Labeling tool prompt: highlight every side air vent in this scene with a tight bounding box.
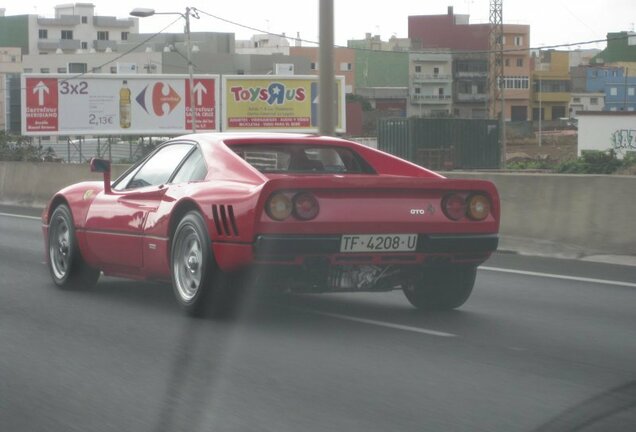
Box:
[212,204,239,237]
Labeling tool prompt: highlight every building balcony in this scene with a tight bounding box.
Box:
[455,71,488,78]
[456,93,488,102]
[93,40,118,51]
[411,94,452,104]
[93,16,135,28]
[532,92,571,103]
[37,15,81,26]
[37,39,81,51]
[411,73,451,82]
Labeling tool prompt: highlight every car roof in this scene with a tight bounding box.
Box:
[179,132,357,148]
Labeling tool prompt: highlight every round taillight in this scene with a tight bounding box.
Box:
[467,194,491,221]
[442,193,467,221]
[293,192,319,220]
[266,193,292,221]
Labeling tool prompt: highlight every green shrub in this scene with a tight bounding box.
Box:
[556,150,623,174]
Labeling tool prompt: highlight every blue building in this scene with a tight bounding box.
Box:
[585,66,624,93]
[604,76,636,112]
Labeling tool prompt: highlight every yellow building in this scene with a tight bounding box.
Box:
[532,50,571,120]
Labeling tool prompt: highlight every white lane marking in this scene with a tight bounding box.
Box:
[296,309,457,338]
[0,212,40,221]
[480,266,636,288]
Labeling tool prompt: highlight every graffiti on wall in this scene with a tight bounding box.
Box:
[610,129,636,155]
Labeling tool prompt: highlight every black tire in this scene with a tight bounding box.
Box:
[47,204,100,290]
[402,266,477,311]
[170,211,241,318]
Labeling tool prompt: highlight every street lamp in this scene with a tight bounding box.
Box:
[130,7,199,133]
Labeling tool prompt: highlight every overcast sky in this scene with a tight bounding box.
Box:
[5,0,635,51]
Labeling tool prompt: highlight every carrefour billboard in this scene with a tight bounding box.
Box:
[222,75,346,133]
[21,74,219,136]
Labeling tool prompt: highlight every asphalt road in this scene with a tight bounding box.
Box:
[2,206,636,432]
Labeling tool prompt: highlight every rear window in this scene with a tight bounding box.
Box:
[232,144,375,174]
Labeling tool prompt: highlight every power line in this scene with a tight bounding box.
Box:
[194,6,628,56]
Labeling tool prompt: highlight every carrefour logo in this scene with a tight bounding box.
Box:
[136,83,181,116]
[230,82,306,105]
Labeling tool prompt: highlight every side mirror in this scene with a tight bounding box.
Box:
[90,158,112,194]
[90,158,111,173]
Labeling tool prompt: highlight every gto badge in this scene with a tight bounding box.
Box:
[410,204,436,215]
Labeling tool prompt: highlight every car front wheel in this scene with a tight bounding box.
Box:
[47,204,100,290]
[402,266,477,311]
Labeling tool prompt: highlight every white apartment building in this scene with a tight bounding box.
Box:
[407,52,453,117]
[0,3,139,55]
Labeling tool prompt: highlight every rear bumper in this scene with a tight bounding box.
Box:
[254,233,498,256]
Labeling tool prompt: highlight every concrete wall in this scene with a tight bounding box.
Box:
[0,162,129,206]
[0,161,634,256]
[578,112,636,158]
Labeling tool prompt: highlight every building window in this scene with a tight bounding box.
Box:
[516,58,523,67]
[68,62,87,73]
[110,66,117,73]
[23,68,33,73]
[629,87,635,96]
[11,56,16,62]
[310,62,318,70]
[590,97,598,105]
[339,62,352,71]
[502,76,529,89]
[81,16,88,24]
[504,58,510,67]
[610,87,618,96]
[97,31,109,41]
[572,97,581,103]
[414,87,421,94]
[433,67,440,75]
[81,42,88,49]
[40,68,50,73]
[57,67,67,73]
[514,36,523,46]
[61,30,73,40]
[415,65,421,73]
[121,31,129,41]
[38,29,48,39]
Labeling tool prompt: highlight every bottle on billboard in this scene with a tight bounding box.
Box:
[119,80,131,129]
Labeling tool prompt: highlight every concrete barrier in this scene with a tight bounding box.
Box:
[0,162,634,257]
[0,161,129,207]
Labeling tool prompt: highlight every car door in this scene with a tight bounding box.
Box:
[83,143,193,271]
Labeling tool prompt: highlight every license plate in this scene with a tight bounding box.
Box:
[340,234,418,253]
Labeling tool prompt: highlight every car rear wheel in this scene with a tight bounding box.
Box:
[402,266,476,311]
[47,204,100,290]
[171,211,239,317]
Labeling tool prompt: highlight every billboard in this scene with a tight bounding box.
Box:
[222,75,346,133]
[21,74,219,136]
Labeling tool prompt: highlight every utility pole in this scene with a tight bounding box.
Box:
[489,0,505,166]
[319,0,335,136]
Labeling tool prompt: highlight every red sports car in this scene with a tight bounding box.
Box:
[42,133,499,316]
